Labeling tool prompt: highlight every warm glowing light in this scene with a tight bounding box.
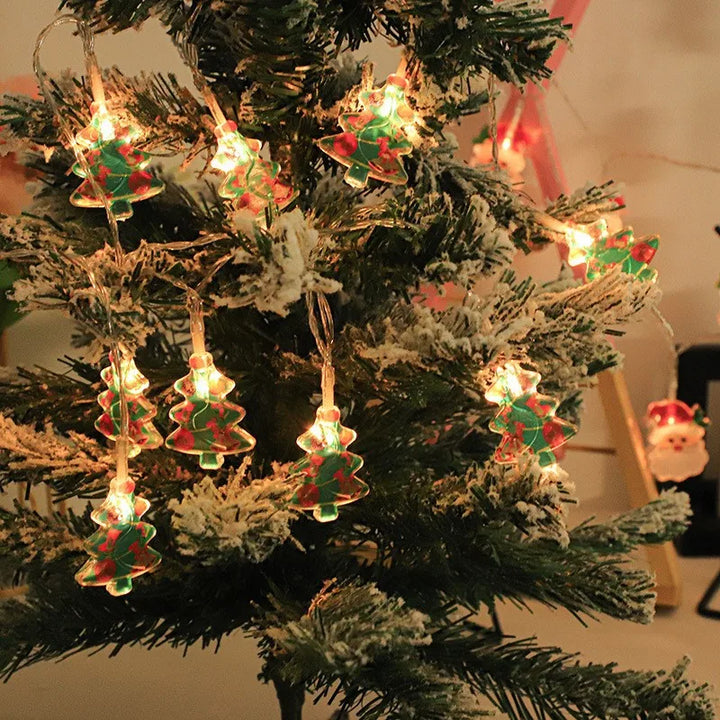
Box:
[166,351,255,469]
[501,136,512,151]
[209,120,294,218]
[95,352,162,458]
[194,375,210,399]
[75,475,161,596]
[210,127,253,172]
[98,115,116,141]
[70,102,165,220]
[504,364,524,397]
[484,361,577,467]
[484,360,536,404]
[310,421,325,442]
[565,226,595,267]
[318,73,415,188]
[289,405,367,522]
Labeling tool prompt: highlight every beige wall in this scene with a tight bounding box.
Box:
[0,1,719,718]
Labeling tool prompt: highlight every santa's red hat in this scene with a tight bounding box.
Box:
[646,399,698,428]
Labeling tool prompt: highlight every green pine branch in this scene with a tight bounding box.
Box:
[431,620,714,720]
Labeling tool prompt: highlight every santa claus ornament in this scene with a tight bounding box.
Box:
[645,399,710,482]
[470,122,532,183]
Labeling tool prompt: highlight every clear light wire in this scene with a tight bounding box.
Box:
[33,14,131,468]
[306,291,335,408]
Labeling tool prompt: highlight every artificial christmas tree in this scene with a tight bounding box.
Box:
[0,1,714,719]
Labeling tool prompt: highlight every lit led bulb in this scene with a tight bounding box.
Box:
[317,73,415,188]
[565,226,597,267]
[484,360,576,467]
[166,351,255,469]
[97,109,117,142]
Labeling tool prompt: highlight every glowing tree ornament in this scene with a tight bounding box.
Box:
[318,73,415,188]
[166,300,255,469]
[211,119,294,218]
[95,350,163,457]
[289,292,368,522]
[484,361,577,467]
[290,405,368,522]
[78,351,161,596]
[75,472,161,596]
[645,399,710,482]
[70,101,165,220]
[584,226,659,282]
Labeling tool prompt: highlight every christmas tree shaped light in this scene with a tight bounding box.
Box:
[485,361,577,467]
[289,404,368,522]
[70,101,165,220]
[95,350,163,457]
[166,301,255,469]
[318,73,415,188]
[211,120,294,218]
[75,471,161,596]
[290,292,368,521]
[584,226,659,281]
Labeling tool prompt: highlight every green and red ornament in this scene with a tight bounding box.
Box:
[485,361,576,467]
[289,405,368,522]
[584,225,659,282]
[318,73,416,188]
[211,120,294,218]
[75,474,161,596]
[165,351,256,469]
[95,351,163,457]
[70,102,165,220]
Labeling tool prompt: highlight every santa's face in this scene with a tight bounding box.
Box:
[653,429,701,452]
[647,437,709,482]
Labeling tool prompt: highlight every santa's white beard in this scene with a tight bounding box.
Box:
[647,443,709,482]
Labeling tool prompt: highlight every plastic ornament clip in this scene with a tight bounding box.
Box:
[95,349,163,457]
[75,472,161,596]
[584,225,659,282]
[289,404,368,522]
[166,298,255,469]
[318,73,416,189]
[210,119,294,220]
[70,101,165,220]
[484,360,577,467]
[289,291,368,521]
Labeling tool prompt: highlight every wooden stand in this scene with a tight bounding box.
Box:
[598,370,682,607]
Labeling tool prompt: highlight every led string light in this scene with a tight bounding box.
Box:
[318,57,417,189]
[484,360,577,470]
[165,293,256,469]
[34,15,162,595]
[288,291,368,522]
[177,34,294,224]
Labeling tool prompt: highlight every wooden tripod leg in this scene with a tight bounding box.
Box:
[597,369,682,607]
